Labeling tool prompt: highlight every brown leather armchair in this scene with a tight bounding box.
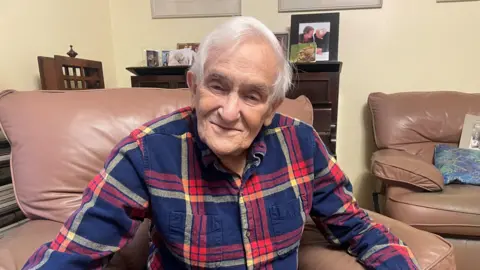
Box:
[0,88,454,269]
[368,91,480,270]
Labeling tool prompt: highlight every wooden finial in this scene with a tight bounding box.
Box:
[67,45,78,58]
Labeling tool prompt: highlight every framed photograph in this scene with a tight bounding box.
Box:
[168,48,196,66]
[279,0,382,12]
[177,43,200,53]
[145,50,160,67]
[161,50,170,66]
[274,33,289,59]
[151,0,241,19]
[289,13,339,62]
[459,114,480,150]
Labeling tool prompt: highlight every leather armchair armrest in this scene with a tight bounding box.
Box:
[371,149,444,192]
[299,211,455,270]
[0,220,63,270]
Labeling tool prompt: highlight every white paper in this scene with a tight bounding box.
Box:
[459,114,480,150]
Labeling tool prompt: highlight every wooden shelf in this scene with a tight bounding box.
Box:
[126,62,342,76]
[126,66,190,76]
[63,75,101,81]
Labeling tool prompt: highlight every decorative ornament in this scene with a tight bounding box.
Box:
[67,45,78,58]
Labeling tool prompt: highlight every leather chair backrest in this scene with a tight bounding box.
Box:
[0,88,313,222]
[368,91,480,161]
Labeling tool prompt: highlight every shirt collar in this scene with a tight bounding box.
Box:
[191,111,268,168]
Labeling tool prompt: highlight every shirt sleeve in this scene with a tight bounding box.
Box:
[22,133,150,270]
[309,131,420,270]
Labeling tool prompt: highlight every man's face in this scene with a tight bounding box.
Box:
[317,29,327,38]
[305,30,314,39]
[188,40,280,158]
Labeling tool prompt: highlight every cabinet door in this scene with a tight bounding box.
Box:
[137,81,171,88]
[173,81,188,89]
[287,71,339,155]
[288,73,331,104]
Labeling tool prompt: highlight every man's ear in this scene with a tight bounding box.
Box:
[264,99,283,126]
[187,71,197,108]
[187,71,196,96]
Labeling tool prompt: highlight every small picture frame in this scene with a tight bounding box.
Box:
[459,114,480,150]
[274,33,289,59]
[145,50,160,67]
[289,13,340,62]
[161,50,170,66]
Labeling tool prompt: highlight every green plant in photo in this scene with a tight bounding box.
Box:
[289,42,316,63]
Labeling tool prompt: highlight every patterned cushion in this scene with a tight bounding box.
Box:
[434,144,480,185]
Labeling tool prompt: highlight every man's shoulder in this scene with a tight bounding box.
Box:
[265,113,316,140]
[130,106,194,140]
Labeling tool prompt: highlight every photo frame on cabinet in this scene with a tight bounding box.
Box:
[274,33,289,59]
[289,13,339,62]
[145,50,160,67]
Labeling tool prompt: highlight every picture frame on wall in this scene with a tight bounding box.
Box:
[279,0,382,12]
[289,13,340,63]
[151,0,241,19]
[274,33,289,59]
[437,0,479,2]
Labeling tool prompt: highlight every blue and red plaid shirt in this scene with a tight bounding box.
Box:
[24,107,419,270]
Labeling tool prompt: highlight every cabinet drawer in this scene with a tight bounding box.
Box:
[313,108,332,133]
[137,81,171,88]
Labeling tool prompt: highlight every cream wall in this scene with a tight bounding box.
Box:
[0,0,116,90]
[111,0,479,208]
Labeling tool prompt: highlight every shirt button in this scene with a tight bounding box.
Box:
[245,231,250,237]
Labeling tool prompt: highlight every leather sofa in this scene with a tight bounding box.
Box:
[0,88,454,269]
[368,91,480,270]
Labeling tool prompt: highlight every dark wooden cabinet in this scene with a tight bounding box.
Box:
[128,66,189,89]
[38,55,105,90]
[127,62,342,155]
[287,63,341,155]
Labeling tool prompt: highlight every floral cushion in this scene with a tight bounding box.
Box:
[434,144,480,185]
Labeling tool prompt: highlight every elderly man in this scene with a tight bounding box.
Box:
[23,17,419,270]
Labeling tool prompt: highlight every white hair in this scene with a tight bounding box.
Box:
[189,16,292,103]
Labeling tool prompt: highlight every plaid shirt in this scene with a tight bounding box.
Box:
[24,107,419,270]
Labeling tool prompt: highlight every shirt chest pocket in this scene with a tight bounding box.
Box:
[169,212,223,268]
[269,197,305,258]
[269,197,305,236]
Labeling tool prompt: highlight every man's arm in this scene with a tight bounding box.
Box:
[23,133,150,269]
[309,132,419,270]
